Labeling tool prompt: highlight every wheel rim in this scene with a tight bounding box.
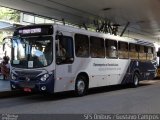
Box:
[134,74,139,86]
[77,80,85,94]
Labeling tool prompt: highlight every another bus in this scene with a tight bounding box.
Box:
[10,24,157,96]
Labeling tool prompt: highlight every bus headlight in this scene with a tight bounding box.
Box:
[11,73,16,80]
[40,74,49,82]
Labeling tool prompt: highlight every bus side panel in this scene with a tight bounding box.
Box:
[121,60,156,84]
[139,61,156,80]
[87,58,119,88]
[116,59,131,85]
[54,64,75,93]
[54,58,91,93]
[87,59,131,88]
[121,60,139,84]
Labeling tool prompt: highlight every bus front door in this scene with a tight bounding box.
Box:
[54,33,74,92]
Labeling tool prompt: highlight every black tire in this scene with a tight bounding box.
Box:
[75,76,88,97]
[131,72,139,87]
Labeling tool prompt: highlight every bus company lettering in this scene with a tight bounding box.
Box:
[93,63,118,67]
[93,63,120,71]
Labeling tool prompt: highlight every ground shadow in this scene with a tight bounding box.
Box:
[23,81,154,101]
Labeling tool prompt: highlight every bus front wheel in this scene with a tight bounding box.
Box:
[75,76,88,97]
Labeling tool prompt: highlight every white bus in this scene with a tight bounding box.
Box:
[10,24,157,96]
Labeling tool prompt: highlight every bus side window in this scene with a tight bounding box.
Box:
[90,36,105,58]
[118,41,128,59]
[129,43,138,59]
[56,36,74,64]
[75,34,89,57]
[138,45,146,60]
[147,46,153,60]
[105,39,117,58]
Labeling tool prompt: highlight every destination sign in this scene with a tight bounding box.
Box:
[14,25,53,36]
[18,28,42,34]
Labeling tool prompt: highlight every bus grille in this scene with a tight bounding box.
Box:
[19,82,36,88]
[16,71,41,81]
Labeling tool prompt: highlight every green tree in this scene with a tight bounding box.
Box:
[0,7,20,22]
[0,7,20,43]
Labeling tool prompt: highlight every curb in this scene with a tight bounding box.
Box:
[140,79,160,84]
[0,90,26,98]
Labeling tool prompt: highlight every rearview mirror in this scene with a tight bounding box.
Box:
[157,51,160,57]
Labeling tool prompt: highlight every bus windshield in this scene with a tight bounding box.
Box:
[11,36,53,68]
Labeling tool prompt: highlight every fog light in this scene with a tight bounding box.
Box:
[11,84,16,89]
[41,86,46,91]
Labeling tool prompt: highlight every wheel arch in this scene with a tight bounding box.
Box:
[133,69,140,76]
[75,72,89,88]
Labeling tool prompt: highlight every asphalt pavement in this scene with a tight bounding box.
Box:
[0,79,160,114]
[0,76,159,99]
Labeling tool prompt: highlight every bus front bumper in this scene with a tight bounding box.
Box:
[10,79,54,93]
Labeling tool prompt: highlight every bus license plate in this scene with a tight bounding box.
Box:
[24,88,32,92]
[20,82,35,88]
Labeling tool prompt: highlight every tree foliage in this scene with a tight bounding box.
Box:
[0,7,20,22]
[0,7,20,43]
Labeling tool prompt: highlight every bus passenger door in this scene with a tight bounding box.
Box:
[54,32,74,92]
